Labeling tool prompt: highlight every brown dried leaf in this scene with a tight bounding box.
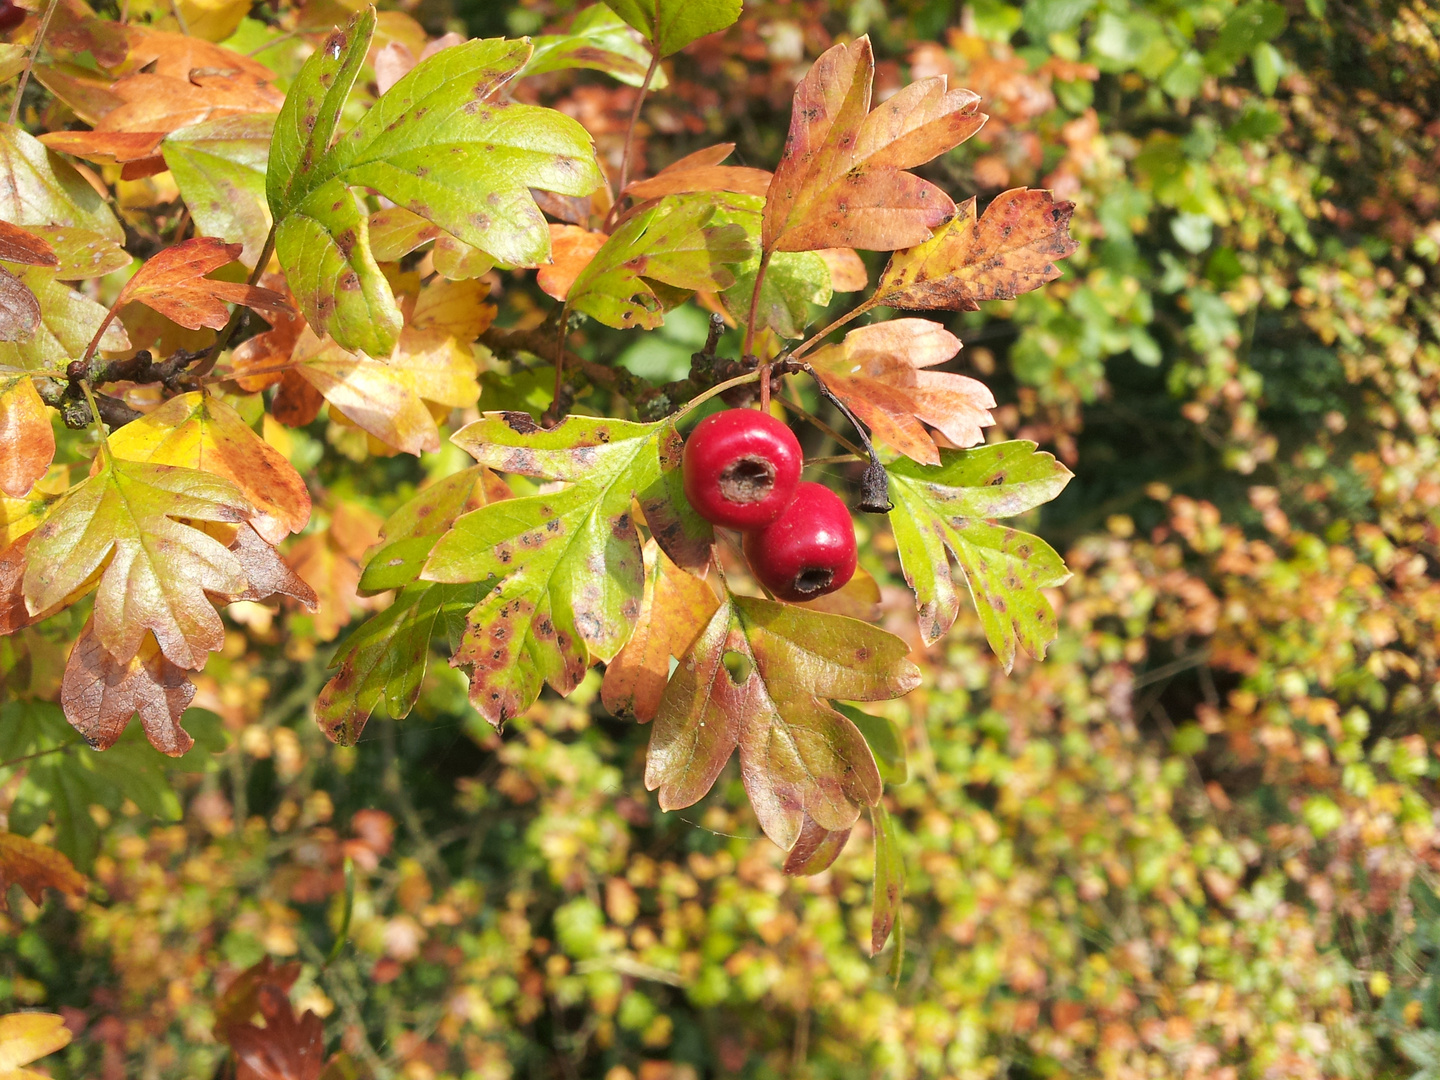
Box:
[782,814,851,876]
[112,237,291,331]
[762,37,986,253]
[224,522,317,609]
[0,832,86,911]
[60,620,198,756]
[0,269,41,343]
[228,985,327,1080]
[601,539,718,723]
[0,221,58,267]
[875,188,1079,311]
[808,319,995,465]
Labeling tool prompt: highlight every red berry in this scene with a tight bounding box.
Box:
[682,409,802,530]
[743,482,857,601]
[0,1,25,30]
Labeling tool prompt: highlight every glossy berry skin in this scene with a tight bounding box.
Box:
[743,482,857,601]
[682,409,802,530]
[0,1,25,30]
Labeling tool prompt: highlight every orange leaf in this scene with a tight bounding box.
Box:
[113,237,291,331]
[875,188,1079,311]
[624,143,772,201]
[601,539,719,723]
[38,129,167,165]
[0,833,86,911]
[0,376,55,498]
[93,71,284,135]
[61,620,198,755]
[815,246,867,292]
[537,224,609,301]
[0,221,58,267]
[808,319,994,465]
[762,36,986,254]
[229,277,304,392]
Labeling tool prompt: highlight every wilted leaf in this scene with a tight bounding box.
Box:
[537,224,608,301]
[225,522,318,608]
[60,621,198,756]
[0,270,40,344]
[163,114,275,267]
[110,237,290,331]
[601,539,718,722]
[808,318,995,464]
[0,377,55,498]
[886,441,1073,662]
[0,833,86,910]
[526,5,667,88]
[762,37,985,253]
[268,14,601,354]
[645,590,920,849]
[875,188,1079,311]
[602,0,742,57]
[568,194,749,328]
[623,143,770,201]
[422,414,708,726]
[23,452,253,669]
[782,814,852,876]
[0,1012,73,1077]
[107,391,311,544]
[870,801,904,956]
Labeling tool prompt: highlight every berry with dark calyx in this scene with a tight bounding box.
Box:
[743,481,857,602]
[682,409,802,530]
[0,1,25,29]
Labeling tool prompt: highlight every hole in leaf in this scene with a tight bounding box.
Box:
[722,650,752,684]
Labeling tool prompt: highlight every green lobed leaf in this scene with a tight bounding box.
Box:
[267,17,602,354]
[602,0,743,57]
[887,441,1073,665]
[315,581,485,745]
[568,194,750,329]
[420,414,709,727]
[164,113,275,268]
[645,590,920,850]
[838,703,908,785]
[358,465,488,595]
[712,193,831,338]
[525,6,669,88]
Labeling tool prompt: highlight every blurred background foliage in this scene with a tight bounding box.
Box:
[3,0,1440,1076]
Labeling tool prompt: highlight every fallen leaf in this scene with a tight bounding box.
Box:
[874,188,1079,310]
[808,319,995,464]
[762,37,986,253]
[623,143,771,201]
[537,224,609,301]
[23,452,253,669]
[110,237,291,331]
[60,620,198,755]
[106,390,311,543]
[0,833,86,910]
[646,590,920,849]
[0,377,55,498]
[601,539,718,722]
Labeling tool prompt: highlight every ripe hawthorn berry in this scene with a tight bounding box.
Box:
[743,481,857,601]
[681,409,802,530]
[0,1,25,30]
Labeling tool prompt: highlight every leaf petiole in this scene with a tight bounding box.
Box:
[670,369,763,423]
[194,223,278,378]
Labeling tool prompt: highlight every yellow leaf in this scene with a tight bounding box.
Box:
[0,1013,72,1075]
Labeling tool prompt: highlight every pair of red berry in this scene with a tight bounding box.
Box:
[682,410,857,602]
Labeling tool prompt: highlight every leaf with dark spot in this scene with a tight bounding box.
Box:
[60,620,199,756]
[886,441,1072,662]
[646,587,919,851]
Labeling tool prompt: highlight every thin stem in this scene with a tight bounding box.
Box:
[78,379,107,442]
[246,29,299,57]
[774,395,867,459]
[607,50,661,230]
[550,304,569,411]
[8,0,58,127]
[803,452,866,466]
[671,369,763,423]
[789,295,879,364]
[194,224,277,378]
[82,305,123,366]
[743,249,773,408]
[0,743,71,771]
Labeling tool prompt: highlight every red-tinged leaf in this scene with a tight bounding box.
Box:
[624,143,772,201]
[0,221,58,267]
[875,188,1079,311]
[227,984,327,1080]
[214,957,301,1042]
[229,281,304,392]
[601,539,718,722]
[0,832,87,911]
[60,620,198,756]
[762,37,986,254]
[646,590,920,850]
[90,72,284,136]
[816,246,867,291]
[38,129,167,166]
[111,237,291,332]
[537,224,608,300]
[224,522,317,609]
[22,453,253,669]
[0,534,34,635]
[0,376,55,498]
[106,391,311,543]
[870,801,905,958]
[782,814,852,876]
[808,319,994,465]
[0,269,40,343]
